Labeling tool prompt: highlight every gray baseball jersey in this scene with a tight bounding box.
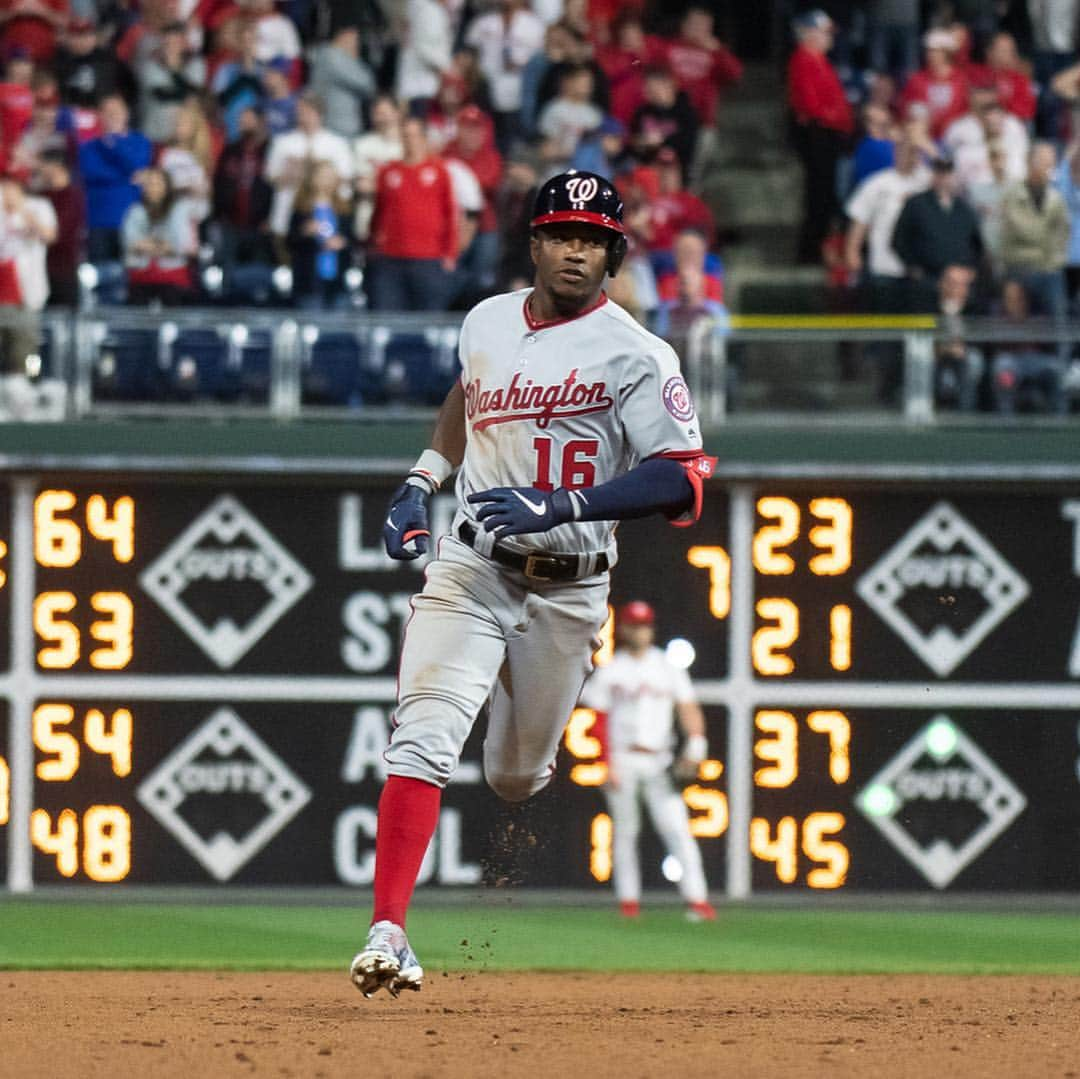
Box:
[454,288,705,559]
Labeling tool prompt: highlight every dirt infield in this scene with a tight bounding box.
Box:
[2,972,1077,1078]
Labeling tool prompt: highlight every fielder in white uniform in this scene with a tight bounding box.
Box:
[579,600,715,921]
[351,169,716,999]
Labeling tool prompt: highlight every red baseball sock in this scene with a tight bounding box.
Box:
[371,775,442,928]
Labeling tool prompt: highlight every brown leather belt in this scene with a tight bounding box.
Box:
[457,520,609,581]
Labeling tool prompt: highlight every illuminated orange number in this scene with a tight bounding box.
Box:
[86,495,135,562]
[750,816,798,883]
[683,786,728,838]
[753,497,799,574]
[34,592,79,669]
[0,538,7,590]
[33,703,80,781]
[31,808,79,877]
[590,813,613,882]
[34,490,81,567]
[89,592,133,670]
[0,756,9,825]
[688,546,731,618]
[829,604,852,671]
[754,710,798,787]
[807,711,851,784]
[752,598,798,675]
[803,812,848,889]
[808,498,853,575]
[565,707,608,787]
[84,709,133,777]
[83,805,132,882]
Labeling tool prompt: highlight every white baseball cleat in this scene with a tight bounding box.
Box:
[350,920,424,998]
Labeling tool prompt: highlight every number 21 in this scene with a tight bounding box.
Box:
[533,437,598,491]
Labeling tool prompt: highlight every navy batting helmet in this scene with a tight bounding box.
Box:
[530,170,627,276]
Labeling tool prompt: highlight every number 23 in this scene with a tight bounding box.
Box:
[533,437,598,491]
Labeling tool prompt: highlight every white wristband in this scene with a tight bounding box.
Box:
[683,734,708,762]
[408,449,454,493]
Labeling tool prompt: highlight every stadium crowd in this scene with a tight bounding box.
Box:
[0,0,737,333]
[791,5,1080,411]
[0,0,1078,411]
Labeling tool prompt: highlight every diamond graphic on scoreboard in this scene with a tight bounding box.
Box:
[855,501,1029,676]
[136,707,311,881]
[855,716,1026,888]
[139,494,313,668]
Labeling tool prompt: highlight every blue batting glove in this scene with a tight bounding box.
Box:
[467,486,575,538]
[384,482,431,559]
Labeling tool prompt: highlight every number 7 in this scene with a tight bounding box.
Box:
[533,437,599,491]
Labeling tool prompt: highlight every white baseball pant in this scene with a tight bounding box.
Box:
[386,535,609,800]
[605,750,708,904]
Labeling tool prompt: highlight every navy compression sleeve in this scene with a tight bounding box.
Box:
[559,456,694,522]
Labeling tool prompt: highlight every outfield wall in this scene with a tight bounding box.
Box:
[1,420,1078,898]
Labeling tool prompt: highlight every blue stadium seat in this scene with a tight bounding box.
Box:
[379,328,461,405]
[302,330,364,406]
[231,328,272,402]
[164,327,228,399]
[93,326,161,400]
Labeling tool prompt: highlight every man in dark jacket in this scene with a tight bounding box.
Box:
[211,106,274,269]
[54,17,129,109]
[892,155,983,307]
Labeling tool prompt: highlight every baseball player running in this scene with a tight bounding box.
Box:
[350,169,716,998]
[579,600,715,921]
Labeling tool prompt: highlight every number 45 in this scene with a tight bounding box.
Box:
[532,438,598,492]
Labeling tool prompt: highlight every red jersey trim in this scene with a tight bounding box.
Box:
[523,290,608,331]
[650,450,717,528]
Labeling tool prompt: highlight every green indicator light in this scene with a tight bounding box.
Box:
[925,718,959,761]
[860,784,897,817]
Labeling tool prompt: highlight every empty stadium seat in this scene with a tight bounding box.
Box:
[376,327,460,405]
[164,326,228,400]
[231,328,273,402]
[92,326,161,401]
[301,330,364,406]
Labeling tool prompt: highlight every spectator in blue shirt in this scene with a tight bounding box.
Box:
[850,103,896,191]
[77,94,153,262]
[262,61,298,136]
[287,160,353,309]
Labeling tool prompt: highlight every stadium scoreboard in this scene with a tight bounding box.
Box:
[2,475,1079,894]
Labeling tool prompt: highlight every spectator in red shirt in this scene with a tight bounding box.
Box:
[787,9,853,263]
[646,146,715,255]
[899,29,970,139]
[968,33,1036,124]
[0,0,68,64]
[656,227,723,304]
[367,116,458,311]
[445,103,503,292]
[659,6,742,131]
[0,54,34,174]
[595,12,665,129]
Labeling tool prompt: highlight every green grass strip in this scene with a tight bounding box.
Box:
[0,903,1078,974]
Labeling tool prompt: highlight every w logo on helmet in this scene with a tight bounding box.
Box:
[565,175,599,207]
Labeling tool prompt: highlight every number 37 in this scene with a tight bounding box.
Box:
[532,437,598,492]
